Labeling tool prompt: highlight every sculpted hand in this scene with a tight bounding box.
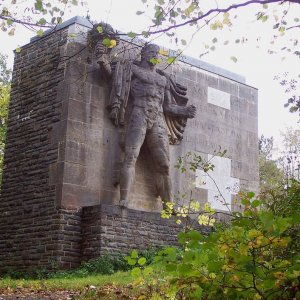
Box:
[95,42,107,59]
[110,107,119,126]
[185,105,196,118]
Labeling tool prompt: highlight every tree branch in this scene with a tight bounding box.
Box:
[286,24,300,30]
[0,15,53,29]
[143,0,300,36]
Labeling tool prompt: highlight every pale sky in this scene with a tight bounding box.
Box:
[1,0,299,147]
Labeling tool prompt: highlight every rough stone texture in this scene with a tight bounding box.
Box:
[0,26,83,271]
[81,204,185,260]
[0,16,258,271]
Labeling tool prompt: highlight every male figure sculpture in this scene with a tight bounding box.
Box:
[92,26,196,207]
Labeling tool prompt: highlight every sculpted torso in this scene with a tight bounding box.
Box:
[130,64,167,115]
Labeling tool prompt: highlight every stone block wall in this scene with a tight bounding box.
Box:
[0,21,85,271]
[81,204,184,260]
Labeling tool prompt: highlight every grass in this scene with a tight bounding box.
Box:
[0,271,132,291]
[0,250,161,298]
[0,271,145,299]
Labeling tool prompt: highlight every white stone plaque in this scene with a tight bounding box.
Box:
[195,155,239,211]
[208,87,231,110]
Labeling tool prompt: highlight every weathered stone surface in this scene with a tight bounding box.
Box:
[0,16,258,271]
[81,204,210,260]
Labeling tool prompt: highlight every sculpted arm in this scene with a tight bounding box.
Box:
[95,42,112,79]
[163,82,196,119]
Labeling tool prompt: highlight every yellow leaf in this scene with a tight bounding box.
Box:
[198,214,209,225]
[8,28,15,36]
[208,218,216,226]
[108,39,117,48]
[159,49,169,56]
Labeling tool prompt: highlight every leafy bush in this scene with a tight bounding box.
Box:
[129,194,300,299]
[127,153,300,299]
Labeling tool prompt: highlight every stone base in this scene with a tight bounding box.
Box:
[81,204,183,261]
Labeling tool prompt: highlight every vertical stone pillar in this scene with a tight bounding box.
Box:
[0,17,93,271]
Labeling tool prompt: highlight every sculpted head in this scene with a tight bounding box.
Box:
[141,44,160,66]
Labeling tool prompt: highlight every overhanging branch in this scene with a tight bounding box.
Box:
[144,0,300,36]
[0,15,53,29]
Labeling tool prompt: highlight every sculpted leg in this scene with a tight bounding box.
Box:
[120,142,141,207]
[120,111,146,207]
[146,121,171,207]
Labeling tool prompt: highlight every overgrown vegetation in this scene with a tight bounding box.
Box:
[0,249,158,280]
[2,153,300,299]
[113,154,299,300]
[0,54,10,184]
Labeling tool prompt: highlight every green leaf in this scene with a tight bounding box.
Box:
[138,257,147,266]
[167,56,176,64]
[143,266,153,276]
[127,32,137,38]
[34,0,43,11]
[247,191,255,199]
[15,47,21,53]
[96,26,103,33]
[131,250,138,259]
[230,56,237,63]
[127,258,137,266]
[149,58,161,65]
[102,38,111,47]
[210,20,223,30]
[187,230,202,241]
[263,279,275,289]
[259,211,274,228]
[183,251,194,262]
[164,247,177,258]
[37,29,44,37]
[178,232,187,244]
[263,4,268,9]
[6,19,13,26]
[131,267,141,278]
[192,287,203,298]
[166,264,177,272]
[178,263,192,275]
[157,0,165,4]
[38,18,46,25]
[72,0,78,5]
[294,18,300,22]
[251,200,261,208]
[275,217,291,233]
[141,31,149,37]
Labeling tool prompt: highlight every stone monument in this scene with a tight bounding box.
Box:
[91,23,196,208]
[0,17,258,271]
